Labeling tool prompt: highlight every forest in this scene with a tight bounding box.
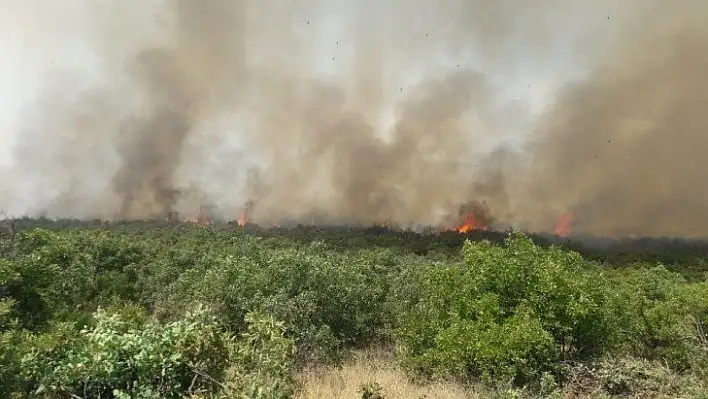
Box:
[1,217,707,398]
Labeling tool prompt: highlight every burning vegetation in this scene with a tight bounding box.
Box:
[451,202,492,233]
[185,205,212,226]
[554,212,573,238]
[183,198,577,239]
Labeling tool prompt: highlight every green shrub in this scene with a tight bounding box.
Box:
[0,298,25,396]
[18,306,296,398]
[162,240,397,364]
[604,266,708,371]
[224,312,297,398]
[2,220,707,396]
[396,233,615,383]
[21,305,230,397]
[359,381,385,399]
[1,229,143,330]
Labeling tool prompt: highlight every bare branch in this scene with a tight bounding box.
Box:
[187,364,229,391]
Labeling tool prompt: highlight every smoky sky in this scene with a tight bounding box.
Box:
[1,0,707,237]
[515,1,708,237]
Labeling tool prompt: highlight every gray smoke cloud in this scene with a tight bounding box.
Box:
[513,1,708,237]
[1,0,706,237]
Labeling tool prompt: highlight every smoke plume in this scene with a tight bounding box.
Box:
[1,0,707,237]
[515,1,708,237]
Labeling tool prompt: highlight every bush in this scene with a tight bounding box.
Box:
[2,229,144,330]
[21,305,228,397]
[604,266,708,370]
[162,239,398,364]
[224,312,297,398]
[0,298,25,396]
[396,233,618,384]
[19,306,296,398]
[564,357,708,397]
[2,220,707,396]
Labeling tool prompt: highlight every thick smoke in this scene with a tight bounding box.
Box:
[1,1,707,237]
[514,2,708,237]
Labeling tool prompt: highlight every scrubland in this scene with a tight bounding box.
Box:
[1,219,706,398]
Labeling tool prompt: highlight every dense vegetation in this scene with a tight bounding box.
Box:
[1,218,707,398]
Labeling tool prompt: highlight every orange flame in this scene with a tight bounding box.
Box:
[237,200,254,227]
[186,205,212,226]
[237,211,248,227]
[554,212,573,237]
[454,212,488,233]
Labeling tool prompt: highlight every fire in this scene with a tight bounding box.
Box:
[237,211,247,227]
[237,200,253,227]
[444,202,492,233]
[455,212,488,233]
[174,201,582,237]
[186,205,212,226]
[554,212,573,237]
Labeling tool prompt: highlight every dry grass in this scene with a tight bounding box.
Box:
[295,348,476,399]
